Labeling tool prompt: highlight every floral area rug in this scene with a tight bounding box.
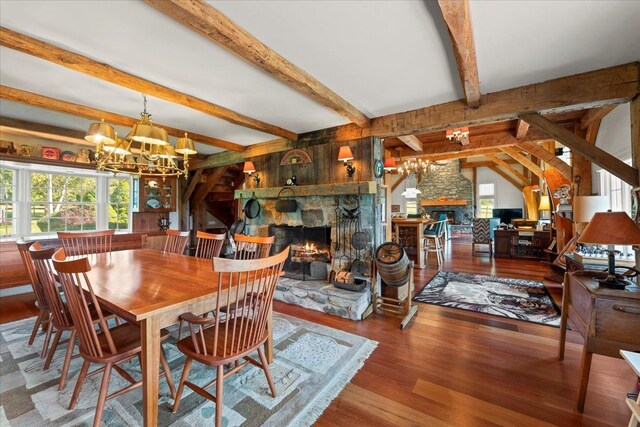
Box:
[413,271,561,327]
[0,313,377,426]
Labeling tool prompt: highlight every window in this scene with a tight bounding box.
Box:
[0,167,17,238]
[478,182,495,218]
[108,177,131,231]
[30,172,97,233]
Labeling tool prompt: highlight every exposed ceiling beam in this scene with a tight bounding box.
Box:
[0,85,245,152]
[397,148,509,162]
[191,167,228,208]
[0,116,89,145]
[516,141,572,180]
[0,26,297,141]
[437,0,481,108]
[499,146,545,179]
[182,169,203,202]
[515,119,530,139]
[397,135,423,152]
[323,61,640,142]
[521,112,638,186]
[485,154,531,186]
[579,105,617,129]
[632,97,640,177]
[460,160,495,168]
[391,174,407,192]
[487,164,524,191]
[144,0,370,128]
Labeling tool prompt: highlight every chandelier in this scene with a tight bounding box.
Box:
[446,127,470,145]
[84,95,197,179]
[397,158,434,181]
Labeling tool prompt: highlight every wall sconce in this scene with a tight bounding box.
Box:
[337,146,356,178]
[383,157,397,173]
[243,161,260,185]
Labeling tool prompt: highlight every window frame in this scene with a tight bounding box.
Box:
[477,182,496,218]
[0,166,18,238]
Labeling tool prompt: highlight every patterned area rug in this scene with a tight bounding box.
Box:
[0,313,377,426]
[413,271,561,327]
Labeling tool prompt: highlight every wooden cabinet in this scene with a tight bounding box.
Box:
[494,229,551,259]
[139,177,176,213]
[559,272,640,412]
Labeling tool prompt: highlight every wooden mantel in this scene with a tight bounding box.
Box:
[421,199,467,206]
[235,181,377,199]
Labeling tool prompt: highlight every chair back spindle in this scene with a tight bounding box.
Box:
[194,231,225,259]
[233,234,274,260]
[29,244,74,329]
[58,229,115,256]
[17,241,49,310]
[163,229,190,254]
[52,248,116,359]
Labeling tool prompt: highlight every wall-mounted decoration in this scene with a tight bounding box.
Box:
[61,150,77,162]
[0,140,17,155]
[76,149,91,163]
[280,149,312,166]
[286,175,297,186]
[391,204,401,213]
[374,159,384,178]
[18,144,31,156]
[41,146,60,160]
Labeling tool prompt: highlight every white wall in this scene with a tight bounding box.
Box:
[476,167,524,216]
[591,103,632,194]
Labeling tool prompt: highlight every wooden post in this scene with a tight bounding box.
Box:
[631,97,640,186]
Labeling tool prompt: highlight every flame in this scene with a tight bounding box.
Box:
[304,242,316,252]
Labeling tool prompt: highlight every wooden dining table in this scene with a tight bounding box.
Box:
[82,248,274,426]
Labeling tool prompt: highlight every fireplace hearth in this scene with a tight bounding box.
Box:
[269,225,331,281]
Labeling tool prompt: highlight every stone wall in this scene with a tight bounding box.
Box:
[417,160,474,225]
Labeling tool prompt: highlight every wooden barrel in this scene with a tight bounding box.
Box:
[374,242,410,287]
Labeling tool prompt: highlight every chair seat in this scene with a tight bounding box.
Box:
[177,317,267,366]
[90,323,172,362]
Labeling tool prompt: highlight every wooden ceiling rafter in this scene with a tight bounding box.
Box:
[398,147,510,163]
[182,169,204,202]
[191,167,229,208]
[516,141,572,180]
[514,119,530,139]
[521,112,639,186]
[579,105,617,130]
[437,0,481,108]
[397,135,423,152]
[0,26,297,141]
[0,85,245,152]
[390,174,407,192]
[144,0,370,128]
[485,154,531,186]
[499,146,545,179]
[487,164,525,191]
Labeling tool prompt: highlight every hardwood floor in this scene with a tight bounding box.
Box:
[1,235,633,426]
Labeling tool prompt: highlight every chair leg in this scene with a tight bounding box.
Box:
[28,310,45,345]
[258,347,277,398]
[69,359,90,409]
[58,329,76,390]
[172,357,192,413]
[41,320,54,358]
[93,363,112,427]
[160,344,176,399]
[44,329,62,369]
[216,365,224,427]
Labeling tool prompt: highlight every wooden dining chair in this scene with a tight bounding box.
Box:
[194,231,226,259]
[233,234,274,260]
[423,220,447,268]
[172,247,289,427]
[163,229,190,254]
[16,241,51,354]
[51,248,176,427]
[58,229,115,256]
[29,243,78,389]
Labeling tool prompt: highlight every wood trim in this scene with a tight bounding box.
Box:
[485,154,531,186]
[632,97,640,184]
[0,27,297,141]
[397,135,423,152]
[144,0,369,128]
[579,105,616,129]
[515,119,530,139]
[417,148,510,162]
[0,153,96,170]
[420,199,467,206]
[235,181,377,199]
[499,146,545,179]
[487,164,524,191]
[1,116,87,141]
[438,0,481,108]
[517,141,572,180]
[521,112,639,186]
[0,85,245,152]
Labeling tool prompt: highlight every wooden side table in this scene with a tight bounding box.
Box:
[558,271,640,413]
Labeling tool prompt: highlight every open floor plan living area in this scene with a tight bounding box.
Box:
[1,1,639,426]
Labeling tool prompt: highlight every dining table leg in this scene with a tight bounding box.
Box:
[141,317,160,427]
[265,305,274,364]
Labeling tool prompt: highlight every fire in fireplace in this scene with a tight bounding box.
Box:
[269,225,331,281]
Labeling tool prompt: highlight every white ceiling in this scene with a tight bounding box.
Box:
[1,0,639,152]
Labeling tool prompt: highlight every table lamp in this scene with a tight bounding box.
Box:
[577,211,640,289]
[573,196,609,234]
[539,195,551,220]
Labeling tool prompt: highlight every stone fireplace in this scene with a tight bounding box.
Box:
[418,159,474,225]
[269,225,331,281]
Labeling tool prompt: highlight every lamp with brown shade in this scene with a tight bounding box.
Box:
[577,211,640,289]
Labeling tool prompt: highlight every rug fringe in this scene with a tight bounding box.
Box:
[287,339,378,427]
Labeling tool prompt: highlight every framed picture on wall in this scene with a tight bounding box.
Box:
[632,187,640,227]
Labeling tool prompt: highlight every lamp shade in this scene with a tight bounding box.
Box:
[383,157,397,171]
[243,161,256,174]
[337,146,354,162]
[531,185,541,192]
[573,196,609,223]
[538,195,551,211]
[85,120,116,145]
[176,133,197,155]
[577,211,640,245]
